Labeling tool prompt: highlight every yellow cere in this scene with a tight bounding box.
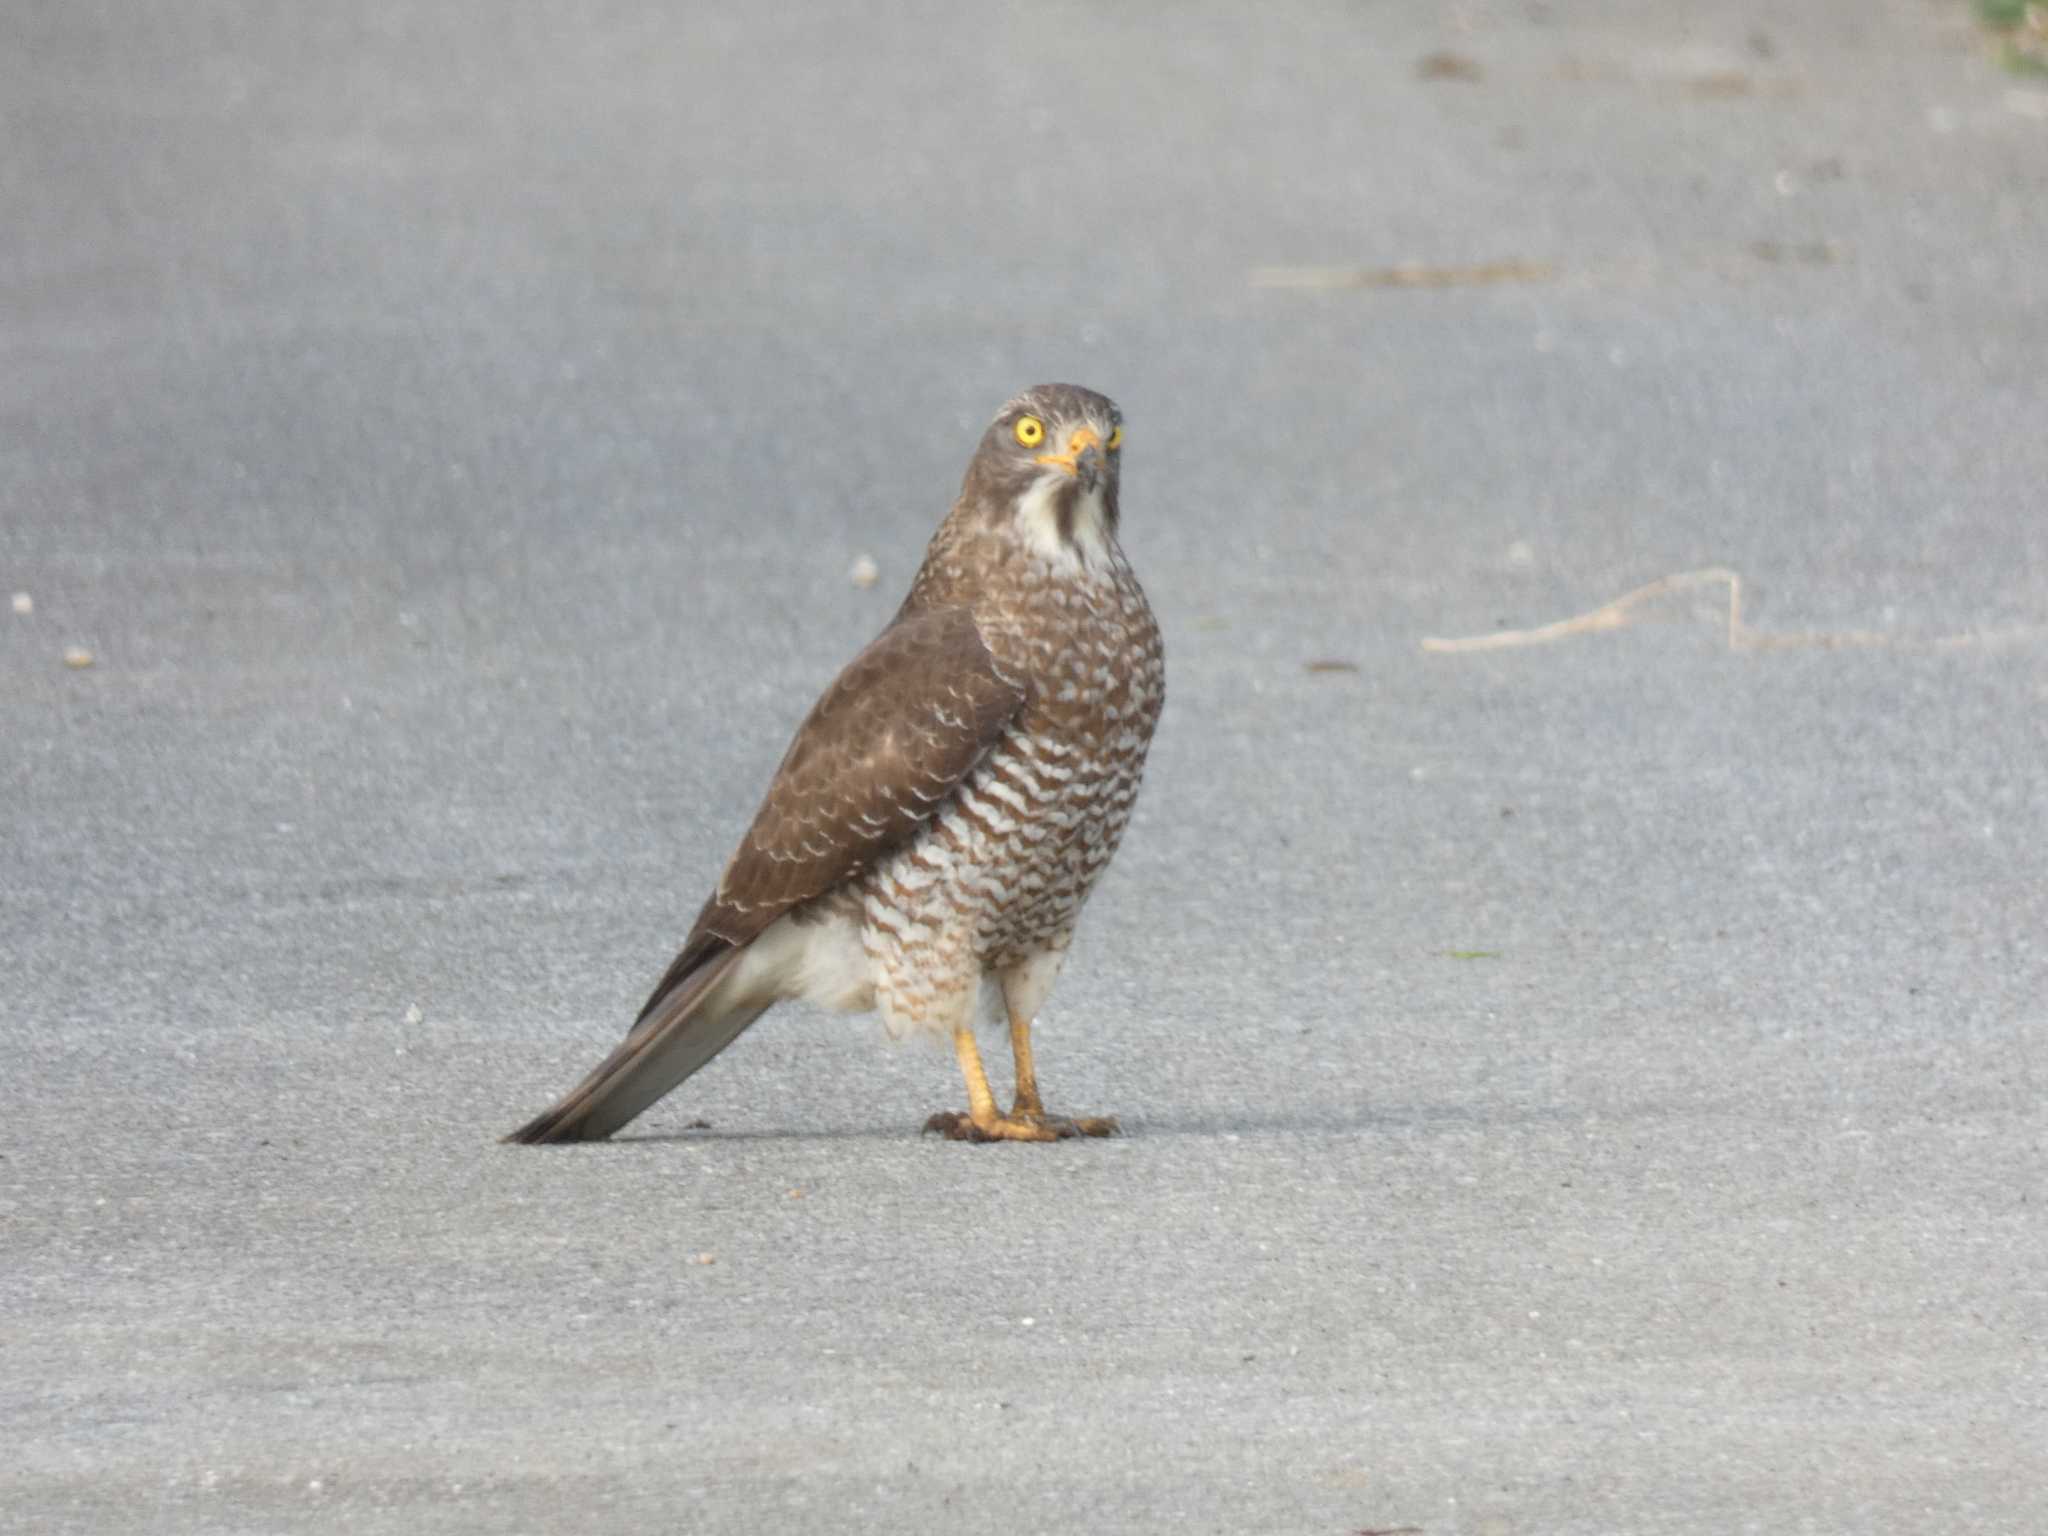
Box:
[1014,415,1045,448]
[1106,425,1123,450]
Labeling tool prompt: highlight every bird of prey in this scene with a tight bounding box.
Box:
[505,383,1164,1144]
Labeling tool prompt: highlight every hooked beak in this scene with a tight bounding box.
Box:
[1034,426,1105,491]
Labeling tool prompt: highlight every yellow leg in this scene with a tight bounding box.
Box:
[1000,1001,1118,1140]
[952,1021,1002,1126]
[922,1022,1059,1142]
[1009,1008,1046,1120]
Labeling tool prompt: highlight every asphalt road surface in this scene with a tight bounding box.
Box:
[5,3,2044,1532]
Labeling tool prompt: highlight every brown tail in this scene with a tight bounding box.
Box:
[503,945,763,1144]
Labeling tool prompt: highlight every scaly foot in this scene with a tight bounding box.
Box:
[921,1110,1119,1142]
[1012,1092,1119,1139]
[1027,1112,1120,1138]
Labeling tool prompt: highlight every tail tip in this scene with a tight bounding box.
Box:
[501,1109,595,1145]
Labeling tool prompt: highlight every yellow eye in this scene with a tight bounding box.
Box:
[1014,415,1045,448]
[1106,424,1124,450]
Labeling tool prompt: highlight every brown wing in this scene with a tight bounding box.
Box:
[632,605,1027,1024]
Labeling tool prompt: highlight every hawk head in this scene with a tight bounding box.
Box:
[961,383,1125,566]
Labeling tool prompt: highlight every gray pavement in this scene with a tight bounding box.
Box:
[4,2,2046,1532]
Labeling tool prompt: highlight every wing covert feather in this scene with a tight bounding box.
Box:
[691,604,1026,949]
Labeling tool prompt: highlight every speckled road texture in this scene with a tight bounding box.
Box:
[3,3,2044,1533]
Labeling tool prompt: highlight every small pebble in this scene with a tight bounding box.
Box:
[10,592,30,615]
[63,646,93,669]
[1415,50,1483,83]
[693,1253,716,1266]
[404,1004,423,1026]
[848,554,879,588]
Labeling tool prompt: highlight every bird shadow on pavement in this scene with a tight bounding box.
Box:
[613,1123,939,1145]
[600,1096,1607,1144]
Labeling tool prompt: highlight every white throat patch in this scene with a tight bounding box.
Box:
[1013,472,1111,573]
